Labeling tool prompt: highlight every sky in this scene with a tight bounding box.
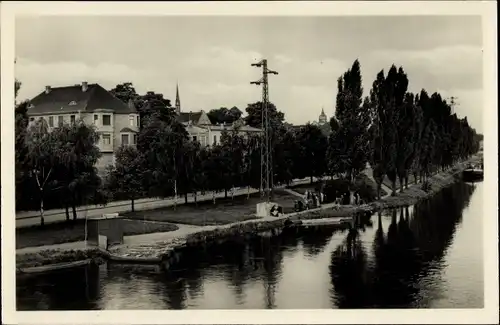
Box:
[15,15,483,132]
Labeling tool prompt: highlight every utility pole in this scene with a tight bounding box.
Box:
[251,59,278,203]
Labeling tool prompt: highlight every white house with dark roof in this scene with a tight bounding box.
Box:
[174,84,262,146]
[27,82,140,172]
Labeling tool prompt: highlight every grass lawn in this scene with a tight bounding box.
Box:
[16,219,179,249]
[123,189,298,226]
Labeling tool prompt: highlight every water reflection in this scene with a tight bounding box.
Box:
[329,181,478,308]
[17,181,481,310]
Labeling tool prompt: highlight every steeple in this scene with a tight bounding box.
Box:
[175,82,181,115]
[319,107,327,125]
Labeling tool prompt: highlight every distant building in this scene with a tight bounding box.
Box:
[295,108,332,136]
[318,107,328,125]
[174,84,262,146]
[27,82,140,172]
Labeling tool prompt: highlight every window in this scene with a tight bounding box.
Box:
[93,114,98,124]
[58,116,64,127]
[136,116,140,127]
[70,115,76,125]
[29,117,34,122]
[48,116,54,127]
[102,134,111,145]
[133,134,138,145]
[121,134,129,145]
[193,136,197,142]
[213,135,217,145]
[129,115,134,126]
[102,114,111,126]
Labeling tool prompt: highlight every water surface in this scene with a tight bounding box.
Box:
[17,181,483,310]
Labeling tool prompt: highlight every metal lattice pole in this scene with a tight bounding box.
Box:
[251,59,278,203]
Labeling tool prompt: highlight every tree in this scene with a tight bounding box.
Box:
[208,106,243,124]
[296,124,328,183]
[244,101,284,130]
[369,70,397,199]
[383,65,409,195]
[24,119,60,226]
[220,129,246,198]
[106,145,145,212]
[109,82,141,106]
[273,127,299,186]
[138,113,188,200]
[50,121,102,220]
[328,60,371,186]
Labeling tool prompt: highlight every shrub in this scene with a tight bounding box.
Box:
[421,180,432,192]
[322,178,351,203]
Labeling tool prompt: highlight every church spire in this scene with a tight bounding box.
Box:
[175,82,181,115]
[319,106,327,125]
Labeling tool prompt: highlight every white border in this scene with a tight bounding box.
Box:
[1,1,498,324]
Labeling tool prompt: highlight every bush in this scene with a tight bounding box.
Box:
[421,180,432,192]
[322,178,351,203]
[353,175,378,202]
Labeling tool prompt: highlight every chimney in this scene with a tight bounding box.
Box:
[82,81,88,92]
[45,86,51,94]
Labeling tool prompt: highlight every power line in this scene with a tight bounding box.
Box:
[251,59,278,203]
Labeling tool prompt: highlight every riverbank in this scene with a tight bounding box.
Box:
[16,155,480,272]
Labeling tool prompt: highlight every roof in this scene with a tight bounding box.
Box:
[28,83,134,115]
[177,112,203,124]
[204,124,262,132]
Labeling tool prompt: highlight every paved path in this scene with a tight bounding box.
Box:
[16,241,88,255]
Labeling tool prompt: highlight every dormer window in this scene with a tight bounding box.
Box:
[69,101,77,106]
[28,103,35,109]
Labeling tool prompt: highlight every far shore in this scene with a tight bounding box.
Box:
[16,154,481,273]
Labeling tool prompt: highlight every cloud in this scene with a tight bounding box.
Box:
[365,45,483,91]
[15,16,484,132]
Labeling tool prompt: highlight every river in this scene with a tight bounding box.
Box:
[17,181,483,310]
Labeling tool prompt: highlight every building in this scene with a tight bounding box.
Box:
[174,84,262,146]
[318,107,328,125]
[294,108,332,136]
[27,82,140,172]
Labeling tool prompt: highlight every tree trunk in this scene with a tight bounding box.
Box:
[405,176,408,189]
[391,180,397,196]
[310,175,313,184]
[39,195,45,227]
[247,185,250,199]
[225,188,228,199]
[376,183,381,200]
[184,192,188,204]
[65,201,70,222]
[72,199,77,221]
[131,198,135,212]
[399,176,404,193]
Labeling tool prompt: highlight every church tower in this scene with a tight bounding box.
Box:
[319,107,327,125]
[175,83,181,115]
